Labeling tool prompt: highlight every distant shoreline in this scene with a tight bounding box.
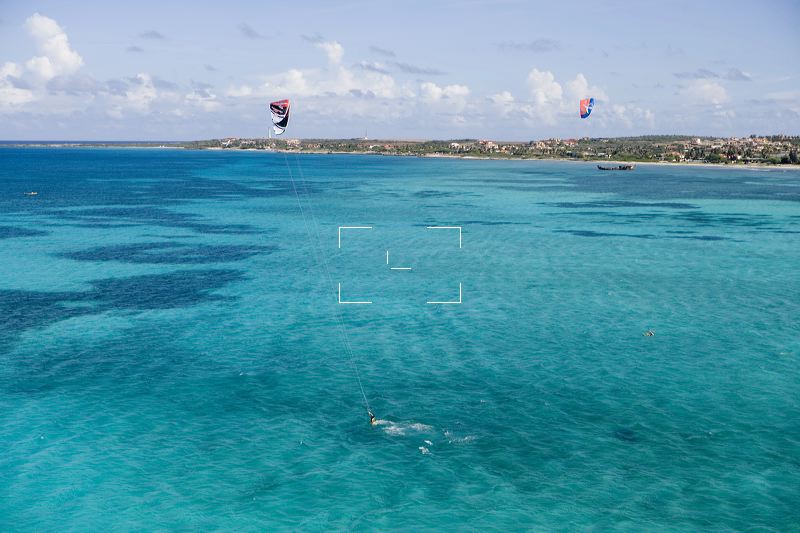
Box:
[3,141,800,171]
[416,152,800,170]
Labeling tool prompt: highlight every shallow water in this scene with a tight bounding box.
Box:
[1,148,799,530]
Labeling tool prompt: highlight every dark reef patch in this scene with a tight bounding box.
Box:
[459,220,531,226]
[613,427,639,443]
[86,269,244,310]
[39,206,263,235]
[672,211,778,229]
[555,229,732,241]
[542,200,700,210]
[0,226,49,239]
[60,242,275,265]
[555,229,656,239]
[543,204,795,235]
[673,235,730,241]
[413,190,457,198]
[0,269,245,350]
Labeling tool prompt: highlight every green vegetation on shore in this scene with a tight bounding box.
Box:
[182,134,800,165]
[6,135,800,165]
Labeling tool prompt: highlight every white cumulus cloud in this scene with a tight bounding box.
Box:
[0,62,36,111]
[610,103,656,128]
[420,81,469,100]
[185,89,220,112]
[1,61,25,80]
[317,40,344,64]
[420,82,470,113]
[525,68,564,124]
[122,73,157,112]
[489,90,515,116]
[565,73,607,102]
[681,79,728,105]
[258,42,411,102]
[527,69,563,106]
[24,13,83,80]
[226,84,253,97]
[263,68,312,96]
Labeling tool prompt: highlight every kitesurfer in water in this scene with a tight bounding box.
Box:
[644,330,655,337]
[369,411,377,425]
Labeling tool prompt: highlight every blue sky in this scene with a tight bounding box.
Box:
[1,0,798,140]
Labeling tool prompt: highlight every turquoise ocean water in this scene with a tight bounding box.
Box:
[1,148,798,530]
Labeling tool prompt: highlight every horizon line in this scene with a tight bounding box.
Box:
[2,133,799,144]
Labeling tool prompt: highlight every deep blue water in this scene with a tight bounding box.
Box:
[1,148,799,530]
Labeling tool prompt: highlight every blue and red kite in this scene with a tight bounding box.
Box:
[579,97,594,119]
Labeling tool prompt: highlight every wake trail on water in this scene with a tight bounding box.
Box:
[374,419,435,436]
[372,418,478,456]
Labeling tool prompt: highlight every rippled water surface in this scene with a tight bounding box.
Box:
[1,148,799,530]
